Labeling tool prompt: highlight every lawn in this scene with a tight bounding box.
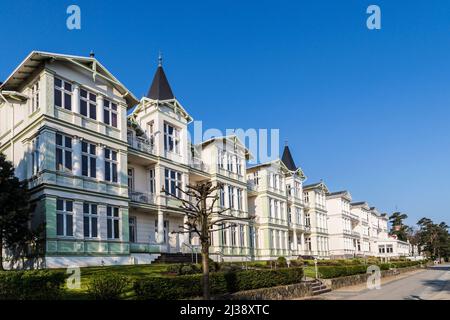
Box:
[61,263,172,299]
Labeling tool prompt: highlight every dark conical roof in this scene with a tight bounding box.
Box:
[281,145,297,171]
[146,65,174,100]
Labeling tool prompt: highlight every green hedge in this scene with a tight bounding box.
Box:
[134,267,304,300]
[317,265,368,278]
[317,260,424,278]
[0,270,66,300]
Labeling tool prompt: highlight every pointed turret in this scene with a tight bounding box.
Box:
[281,144,297,171]
[146,53,175,100]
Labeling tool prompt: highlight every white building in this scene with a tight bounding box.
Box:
[0,51,413,267]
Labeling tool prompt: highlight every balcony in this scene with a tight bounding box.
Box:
[247,181,259,192]
[128,136,154,154]
[189,157,210,172]
[129,191,155,204]
[351,231,361,237]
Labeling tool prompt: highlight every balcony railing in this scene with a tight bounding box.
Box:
[129,191,155,204]
[189,157,210,172]
[351,231,361,237]
[128,136,154,154]
[247,181,258,192]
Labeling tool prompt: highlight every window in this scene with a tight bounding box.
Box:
[56,199,73,237]
[103,99,118,127]
[228,186,234,209]
[31,138,40,176]
[128,168,134,191]
[56,133,72,172]
[239,225,245,247]
[104,148,118,183]
[149,168,155,194]
[237,189,243,210]
[107,206,120,239]
[129,217,136,243]
[164,123,180,153]
[303,192,309,203]
[269,198,275,218]
[231,225,236,246]
[80,88,97,119]
[296,208,302,225]
[30,81,39,113]
[218,151,225,169]
[54,78,72,110]
[305,212,311,227]
[82,141,96,178]
[219,185,225,207]
[83,203,98,238]
[227,154,233,172]
[221,224,228,246]
[164,168,182,197]
[236,158,242,175]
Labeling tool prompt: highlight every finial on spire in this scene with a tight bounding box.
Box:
[284,140,288,147]
[158,51,163,67]
[89,50,95,58]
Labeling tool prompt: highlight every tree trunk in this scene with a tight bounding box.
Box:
[201,242,210,300]
[0,234,4,271]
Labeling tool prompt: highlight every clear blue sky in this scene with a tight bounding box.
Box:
[1,0,449,227]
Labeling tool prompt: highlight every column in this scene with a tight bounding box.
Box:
[284,231,288,254]
[74,201,84,240]
[96,144,105,181]
[72,136,82,176]
[301,233,305,252]
[72,83,80,114]
[293,229,298,253]
[157,210,164,244]
[97,95,104,123]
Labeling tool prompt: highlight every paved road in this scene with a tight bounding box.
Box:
[310,265,450,300]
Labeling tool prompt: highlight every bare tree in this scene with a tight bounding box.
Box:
[162,181,254,299]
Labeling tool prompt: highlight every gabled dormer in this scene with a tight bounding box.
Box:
[129,57,192,164]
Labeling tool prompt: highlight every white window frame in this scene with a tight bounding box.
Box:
[163,122,180,154]
[56,133,72,172]
[83,203,98,238]
[56,199,73,237]
[30,81,40,113]
[104,148,118,183]
[31,137,40,176]
[54,77,72,110]
[80,87,97,119]
[82,141,97,178]
[164,168,182,197]
[103,99,118,127]
[149,167,155,194]
[107,206,120,240]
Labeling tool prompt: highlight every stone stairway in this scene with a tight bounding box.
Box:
[309,279,332,296]
[153,252,200,264]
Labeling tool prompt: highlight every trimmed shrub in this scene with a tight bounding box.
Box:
[87,273,130,300]
[276,256,287,268]
[134,267,304,300]
[0,270,66,300]
[317,265,367,279]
